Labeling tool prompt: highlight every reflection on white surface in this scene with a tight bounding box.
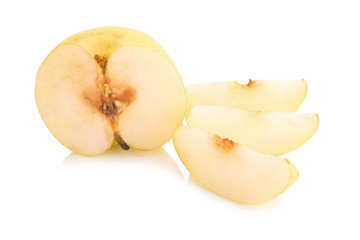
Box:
[59,145,184,181]
[59,144,285,207]
[57,145,285,210]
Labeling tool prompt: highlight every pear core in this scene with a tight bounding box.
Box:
[92,54,136,150]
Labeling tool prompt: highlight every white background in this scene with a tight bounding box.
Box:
[1,0,359,239]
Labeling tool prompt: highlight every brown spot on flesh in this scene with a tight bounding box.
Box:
[232,79,258,90]
[247,79,255,87]
[111,87,136,108]
[213,135,237,151]
[81,88,103,113]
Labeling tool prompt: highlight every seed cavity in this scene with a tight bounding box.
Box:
[247,79,255,87]
[213,135,237,151]
[93,54,136,150]
[102,100,118,117]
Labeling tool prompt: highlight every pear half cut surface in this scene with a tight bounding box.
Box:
[173,126,298,204]
[187,105,319,156]
[185,79,307,117]
[36,43,185,156]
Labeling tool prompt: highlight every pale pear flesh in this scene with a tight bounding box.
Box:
[107,47,186,150]
[36,45,113,156]
[187,105,319,156]
[173,126,298,204]
[36,44,185,156]
[185,79,307,117]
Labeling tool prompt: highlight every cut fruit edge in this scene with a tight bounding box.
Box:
[285,159,299,191]
[173,125,299,204]
[185,79,308,118]
[186,105,319,156]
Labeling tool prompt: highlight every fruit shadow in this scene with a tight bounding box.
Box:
[59,145,184,180]
[187,175,285,209]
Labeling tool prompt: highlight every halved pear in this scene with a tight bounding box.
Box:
[185,79,307,117]
[35,27,186,156]
[173,126,299,204]
[187,105,319,156]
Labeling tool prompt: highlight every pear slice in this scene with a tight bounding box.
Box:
[36,44,185,156]
[187,105,319,156]
[185,79,307,117]
[173,126,299,204]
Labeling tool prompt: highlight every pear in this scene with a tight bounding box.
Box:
[187,105,319,156]
[185,79,307,117]
[173,126,299,204]
[35,27,186,156]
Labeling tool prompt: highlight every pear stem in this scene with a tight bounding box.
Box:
[94,55,108,72]
[114,134,130,150]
